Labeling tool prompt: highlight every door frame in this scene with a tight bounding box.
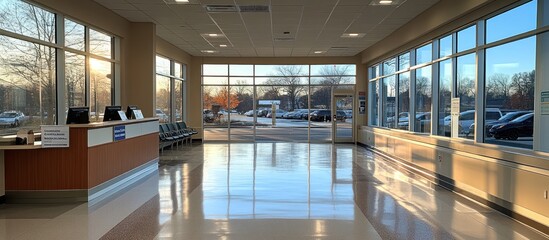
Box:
[332,87,355,143]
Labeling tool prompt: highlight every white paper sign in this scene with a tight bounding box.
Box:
[133,109,144,119]
[451,98,460,138]
[118,110,128,121]
[41,125,70,148]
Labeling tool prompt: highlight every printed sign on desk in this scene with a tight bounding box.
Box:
[41,125,70,148]
[114,125,126,141]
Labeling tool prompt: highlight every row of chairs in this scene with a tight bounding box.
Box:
[159,122,197,152]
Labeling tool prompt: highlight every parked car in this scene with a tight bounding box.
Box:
[257,109,270,117]
[290,109,309,119]
[156,109,169,122]
[343,110,353,119]
[244,110,255,117]
[397,112,428,130]
[444,108,502,136]
[489,113,534,140]
[203,109,214,123]
[266,109,287,118]
[309,110,345,122]
[388,112,408,128]
[0,111,26,127]
[469,110,532,137]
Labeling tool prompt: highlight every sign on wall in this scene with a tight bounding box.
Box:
[359,91,366,115]
[114,125,126,141]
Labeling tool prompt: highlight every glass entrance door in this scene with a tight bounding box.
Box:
[333,94,354,143]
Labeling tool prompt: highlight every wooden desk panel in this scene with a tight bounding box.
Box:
[5,128,88,190]
[88,133,158,188]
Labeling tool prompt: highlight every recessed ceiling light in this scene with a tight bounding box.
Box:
[175,0,189,2]
[208,33,219,37]
[201,50,217,53]
[341,33,365,38]
[379,0,393,4]
[313,51,325,54]
[219,44,227,48]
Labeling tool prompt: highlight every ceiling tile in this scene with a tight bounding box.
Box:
[94,0,440,57]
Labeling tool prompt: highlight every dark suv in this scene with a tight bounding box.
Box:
[309,110,345,122]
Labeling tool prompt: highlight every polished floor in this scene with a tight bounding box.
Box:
[0,143,547,239]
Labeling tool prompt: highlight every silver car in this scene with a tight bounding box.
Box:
[0,111,26,127]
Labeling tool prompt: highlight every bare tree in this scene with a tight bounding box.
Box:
[266,65,305,110]
[0,1,56,124]
[509,70,535,110]
[317,65,354,85]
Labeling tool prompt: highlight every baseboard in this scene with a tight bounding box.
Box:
[6,159,159,204]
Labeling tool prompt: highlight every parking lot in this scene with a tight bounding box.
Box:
[204,113,353,142]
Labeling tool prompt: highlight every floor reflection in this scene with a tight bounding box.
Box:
[198,143,356,220]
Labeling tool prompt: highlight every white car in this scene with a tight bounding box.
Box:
[444,108,502,136]
[156,109,169,122]
[0,111,26,127]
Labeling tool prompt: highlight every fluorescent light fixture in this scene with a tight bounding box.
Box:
[201,50,217,53]
[379,0,393,4]
[313,51,325,54]
[208,33,219,37]
[175,0,189,2]
[219,44,227,48]
[341,33,365,38]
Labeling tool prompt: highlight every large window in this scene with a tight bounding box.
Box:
[382,76,396,128]
[90,59,112,122]
[415,66,432,133]
[0,0,117,135]
[438,60,452,136]
[485,37,535,148]
[368,0,541,151]
[456,54,476,139]
[457,25,476,52]
[397,72,410,130]
[202,64,356,141]
[486,0,537,43]
[155,55,186,123]
[0,36,56,128]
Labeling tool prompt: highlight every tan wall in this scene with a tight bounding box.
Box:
[156,37,192,66]
[126,23,156,117]
[189,56,364,139]
[360,0,522,65]
[359,127,549,228]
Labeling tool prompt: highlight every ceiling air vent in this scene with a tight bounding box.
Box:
[274,37,295,41]
[238,5,270,13]
[205,5,237,12]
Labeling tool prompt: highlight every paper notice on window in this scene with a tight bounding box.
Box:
[451,98,460,138]
[542,92,549,115]
[41,125,70,148]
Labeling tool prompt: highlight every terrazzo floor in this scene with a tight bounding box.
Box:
[0,143,547,239]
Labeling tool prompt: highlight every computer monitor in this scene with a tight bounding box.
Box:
[103,106,122,121]
[126,105,139,119]
[66,106,90,124]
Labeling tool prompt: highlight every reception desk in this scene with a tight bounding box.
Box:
[0,118,159,203]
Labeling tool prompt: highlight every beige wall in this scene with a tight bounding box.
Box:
[125,23,156,117]
[156,37,193,65]
[359,127,549,228]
